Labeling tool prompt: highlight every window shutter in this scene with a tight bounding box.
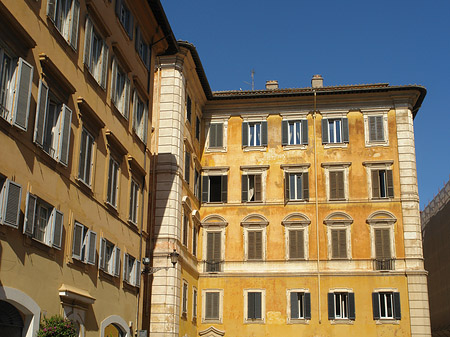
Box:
[304,293,311,319]
[255,175,262,201]
[3,181,22,228]
[371,170,380,198]
[298,230,305,258]
[375,228,383,259]
[110,58,117,104]
[248,231,255,260]
[376,116,384,141]
[255,292,262,319]
[143,104,148,144]
[115,0,122,17]
[382,228,391,258]
[83,16,93,68]
[241,175,248,202]
[185,152,190,183]
[290,292,298,319]
[301,119,308,144]
[322,119,329,144]
[201,176,208,203]
[348,292,355,320]
[72,222,83,260]
[337,171,344,199]
[330,171,337,200]
[70,0,80,50]
[328,293,335,320]
[221,175,227,203]
[331,229,339,258]
[242,122,249,146]
[369,116,377,142]
[47,0,57,22]
[52,209,63,249]
[99,238,106,270]
[206,292,219,319]
[209,124,217,147]
[372,293,380,320]
[127,13,134,40]
[261,121,268,146]
[114,246,121,277]
[12,58,33,131]
[213,232,221,261]
[34,81,49,147]
[123,253,129,282]
[58,104,72,166]
[85,230,97,265]
[206,232,214,261]
[342,118,349,143]
[338,229,347,258]
[255,231,262,260]
[387,170,394,198]
[132,91,138,131]
[24,192,36,235]
[216,123,223,148]
[124,77,131,119]
[135,26,140,52]
[0,182,4,224]
[100,43,109,89]
[135,260,141,287]
[302,172,309,200]
[289,230,304,259]
[393,292,401,319]
[281,120,288,145]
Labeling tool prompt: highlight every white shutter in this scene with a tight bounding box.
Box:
[58,104,72,166]
[52,209,63,249]
[0,180,5,224]
[124,76,130,119]
[3,180,22,228]
[12,58,33,131]
[110,58,117,104]
[135,260,141,287]
[100,42,109,89]
[83,15,93,68]
[143,103,148,144]
[47,0,57,22]
[70,0,80,50]
[99,237,106,271]
[72,222,84,260]
[85,230,97,265]
[114,246,121,277]
[34,81,49,147]
[23,192,36,235]
[132,90,137,132]
[123,253,129,282]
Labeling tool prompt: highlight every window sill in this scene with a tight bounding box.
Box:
[243,146,266,152]
[202,202,227,206]
[111,103,129,122]
[375,319,399,325]
[283,144,307,150]
[323,143,348,149]
[330,319,354,325]
[206,147,227,153]
[47,18,77,53]
[242,200,264,205]
[287,318,309,324]
[286,199,309,204]
[76,178,93,194]
[181,312,187,320]
[105,201,119,214]
[202,318,222,324]
[131,128,146,146]
[365,141,389,147]
[84,64,106,91]
[328,199,348,203]
[244,319,265,324]
[371,197,394,201]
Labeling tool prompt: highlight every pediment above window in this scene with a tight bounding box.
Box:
[77,97,105,132]
[199,326,225,336]
[39,53,76,99]
[282,213,311,227]
[241,214,269,227]
[323,212,353,226]
[201,214,228,228]
[367,211,397,225]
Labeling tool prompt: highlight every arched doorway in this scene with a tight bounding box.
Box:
[0,300,23,337]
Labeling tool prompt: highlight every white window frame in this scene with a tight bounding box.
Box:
[324,212,353,260]
[363,161,394,200]
[287,289,310,323]
[373,288,401,322]
[128,178,139,225]
[206,117,228,152]
[83,15,108,89]
[47,0,80,50]
[321,111,349,148]
[0,178,22,228]
[202,289,223,323]
[110,57,130,119]
[99,237,121,277]
[322,162,351,201]
[182,280,188,316]
[106,156,120,208]
[123,253,140,287]
[244,289,265,324]
[333,292,349,319]
[71,221,97,265]
[78,127,95,187]
[362,109,389,147]
[132,90,147,143]
[201,167,229,204]
[240,165,269,204]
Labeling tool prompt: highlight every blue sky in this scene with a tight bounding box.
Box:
[161,0,450,209]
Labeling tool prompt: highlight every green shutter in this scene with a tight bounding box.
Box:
[290,292,299,319]
[387,170,394,198]
[201,176,208,203]
[241,175,248,202]
[301,119,308,144]
[281,120,288,145]
[348,293,355,320]
[261,121,268,146]
[302,172,309,200]
[328,293,335,320]
[322,119,329,144]
[372,293,380,320]
[221,175,227,203]
[242,122,248,146]
[342,118,349,143]
[393,292,401,320]
[304,293,311,319]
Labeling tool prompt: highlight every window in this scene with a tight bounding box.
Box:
[324,212,353,260]
[373,292,401,320]
[34,81,72,166]
[288,291,311,321]
[363,110,389,146]
[208,123,223,148]
[285,172,309,201]
[0,48,33,130]
[182,281,188,315]
[329,171,344,200]
[368,116,385,142]
[322,118,349,144]
[242,121,268,147]
[328,292,355,320]
[205,231,221,272]
[135,26,150,68]
[192,225,198,257]
[282,213,311,261]
[115,0,133,39]
[72,221,97,264]
[288,229,305,259]
[282,119,308,146]
[242,174,262,202]
[242,214,268,261]
[0,178,22,228]
[196,116,200,140]
[201,174,227,203]
[47,0,80,49]
[106,157,120,208]
[128,179,139,225]
[132,91,147,143]
[193,288,198,319]
[203,290,222,322]
[194,169,200,199]
[247,230,263,261]
[244,290,265,323]
[110,58,130,119]
[83,16,108,89]
[368,211,396,270]
[184,152,190,184]
[123,253,140,287]
[323,163,350,201]
[186,94,192,123]
[24,193,63,249]
[371,169,394,199]
[78,128,94,186]
[182,212,189,247]
[331,228,347,259]
[374,228,391,260]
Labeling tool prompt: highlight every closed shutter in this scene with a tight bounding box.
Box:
[376,116,384,141]
[114,246,121,277]
[242,122,249,146]
[47,0,57,22]
[201,176,209,203]
[52,209,63,249]
[248,292,261,319]
[124,77,130,119]
[83,16,93,68]
[387,170,394,198]
[99,237,106,270]
[330,171,337,199]
[375,228,391,259]
[100,43,109,89]
[34,81,49,147]
[332,229,346,258]
[110,58,117,104]
[184,152,190,183]
[301,119,308,144]
[216,123,223,148]
[331,229,339,258]
[115,0,122,17]
[322,119,329,144]
[13,58,33,131]
[336,171,344,199]
[393,292,401,319]
[302,172,309,200]
[3,181,22,228]
[338,229,347,258]
[135,260,141,287]
[206,292,219,319]
[328,293,335,320]
[342,118,349,143]
[85,230,97,265]
[304,293,311,319]
[372,293,380,320]
[207,232,221,262]
[72,222,83,260]
[290,292,299,319]
[348,292,355,320]
[221,175,227,202]
[254,175,262,201]
[127,12,134,40]
[241,175,248,202]
[209,123,217,147]
[248,231,262,260]
[70,0,80,49]
[372,170,380,198]
[134,26,141,52]
[23,192,36,235]
[369,116,377,142]
[58,104,72,166]
[281,120,288,145]
[289,229,304,259]
[284,172,289,202]
[261,121,268,146]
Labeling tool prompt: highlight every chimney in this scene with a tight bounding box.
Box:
[265,80,279,90]
[311,74,323,88]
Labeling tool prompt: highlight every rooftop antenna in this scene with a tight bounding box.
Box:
[243,69,255,90]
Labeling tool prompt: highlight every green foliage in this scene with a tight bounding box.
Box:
[37,315,77,337]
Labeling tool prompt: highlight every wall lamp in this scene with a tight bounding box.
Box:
[142,250,179,275]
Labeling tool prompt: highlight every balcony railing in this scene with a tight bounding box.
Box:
[374,258,394,271]
[204,260,222,272]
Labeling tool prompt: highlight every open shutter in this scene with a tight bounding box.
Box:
[70,0,80,50]
[387,170,394,198]
[241,175,248,202]
[301,119,308,144]
[328,293,335,320]
[12,58,33,131]
[304,293,311,319]
[135,26,141,52]
[72,222,83,260]
[221,175,227,203]
[261,121,268,146]
[85,230,97,265]
[216,123,223,148]
[393,292,401,319]
[24,192,36,235]
[338,229,347,258]
[99,237,106,270]
[322,119,328,144]
[110,58,117,104]
[114,247,121,277]
[201,176,208,203]
[372,293,380,320]
[34,81,49,147]
[242,122,249,146]
[3,181,22,228]
[255,175,262,201]
[143,103,148,144]
[124,77,130,119]
[348,292,355,320]
[100,43,109,89]
[52,209,63,249]
[372,170,380,198]
[132,90,138,131]
[83,16,93,68]
[47,0,57,22]
[284,172,289,202]
[290,292,299,319]
[58,104,72,166]
[135,260,141,287]
[281,120,288,145]
[302,172,309,200]
[123,253,129,282]
[127,13,134,40]
[342,118,349,143]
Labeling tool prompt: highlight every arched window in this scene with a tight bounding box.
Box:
[202,215,228,272]
[282,213,311,260]
[323,212,353,260]
[0,300,23,337]
[367,211,397,270]
[241,214,269,261]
